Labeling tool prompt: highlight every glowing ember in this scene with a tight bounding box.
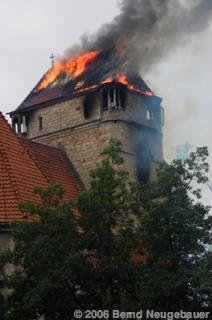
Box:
[117,75,154,96]
[71,74,154,97]
[36,51,100,91]
[102,76,114,84]
[145,91,154,96]
[75,84,98,93]
[118,75,129,85]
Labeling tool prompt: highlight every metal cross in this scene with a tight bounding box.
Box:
[50,53,55,68]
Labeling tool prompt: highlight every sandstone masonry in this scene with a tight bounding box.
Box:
[11,84,164,187]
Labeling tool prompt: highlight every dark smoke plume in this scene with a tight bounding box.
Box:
[65,0,212,74]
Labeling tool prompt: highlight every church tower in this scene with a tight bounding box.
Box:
[10,50,164,187]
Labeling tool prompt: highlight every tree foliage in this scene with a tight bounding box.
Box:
[0,140,211,319]
[137,147,212,310]
[0,185,84,320]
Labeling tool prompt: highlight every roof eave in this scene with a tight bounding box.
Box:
[9,83,160,116]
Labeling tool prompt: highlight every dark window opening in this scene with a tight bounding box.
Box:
[116,91,120,107]
[110,89,114,104]
[0,291,4,318]
[102,90,108,111]
[84,95,95,119]
[12,118,18,133]
[120,89,126,110]
[137,146,151,184]
[39,116,43,131]
[0,280,4,289]
[0,272,5,290]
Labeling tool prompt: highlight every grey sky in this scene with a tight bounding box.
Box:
[0,0,119,111]
[0,0,212,203]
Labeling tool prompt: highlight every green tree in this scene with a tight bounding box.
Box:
[137,147,212,311]
[1,184,89,320]
[1,140,212,319]
[1,140,141,319]
[72,139,142,311]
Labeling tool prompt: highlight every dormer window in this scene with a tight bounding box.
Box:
[101,86,126,111]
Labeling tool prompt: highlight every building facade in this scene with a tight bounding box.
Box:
[10,82,164,187]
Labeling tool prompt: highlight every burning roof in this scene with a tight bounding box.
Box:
[11,0,212,114]
[14,47,154,112]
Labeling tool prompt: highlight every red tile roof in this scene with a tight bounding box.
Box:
[0,113,82,223]
[21,139,83,200]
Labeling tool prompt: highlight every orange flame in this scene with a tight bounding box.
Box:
[117,75,128,85]
[65,51,100,78]
[36,51,100,92]
[35,48,154,97]
[102,75,154,97]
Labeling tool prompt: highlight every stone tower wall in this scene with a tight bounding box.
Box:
[18,88,163,187]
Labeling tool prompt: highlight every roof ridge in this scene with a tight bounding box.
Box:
[22,138,84,191]
[21,138,85,191]
[23,138,65,152]
[59,148,85,191]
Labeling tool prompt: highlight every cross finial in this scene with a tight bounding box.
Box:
[50,53,55,68]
